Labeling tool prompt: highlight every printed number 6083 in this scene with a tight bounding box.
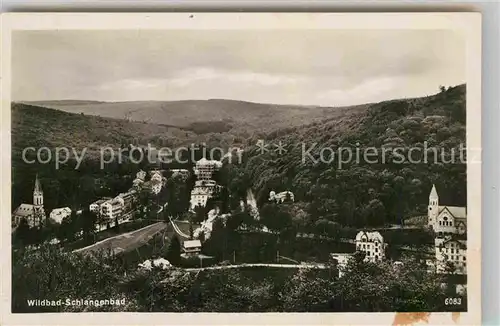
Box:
[445,298,462,305]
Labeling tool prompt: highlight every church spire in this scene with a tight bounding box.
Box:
[429,184,438,199]
[34,174,42,193]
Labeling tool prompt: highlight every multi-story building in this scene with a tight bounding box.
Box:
[190,187,210,210]
[117,190,137,211]
[428,184,467,236]
[194,158,222,180]
[89,198,110,213]
[12,174,46,228]
[355,231,386,262]
[100,197,124,221]
[434,237,467,274]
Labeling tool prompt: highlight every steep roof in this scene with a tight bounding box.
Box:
[439,205,466,219]
[355,231,384,242]
[13,204,34,217]
[34,174,43,193]
[429,184,438,198]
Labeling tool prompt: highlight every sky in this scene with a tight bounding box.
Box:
[12,29,465,106]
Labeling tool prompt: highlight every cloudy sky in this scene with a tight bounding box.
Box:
[12,29,465,106]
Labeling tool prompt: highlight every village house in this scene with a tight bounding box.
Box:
[89,198,110,213]
[434,237,467,275]
[49,207,72,224]
[428,184,467,236]
[182,239,202,258]
[355,231,386,262]
[269,190,295,203]
[12,174,46,228]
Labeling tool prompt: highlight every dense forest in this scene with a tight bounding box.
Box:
[220,85,467,229]
[12,245,463,313]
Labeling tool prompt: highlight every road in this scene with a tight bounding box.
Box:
[183,262,328,272]
[168,216,190,239]
[73,221,168,255]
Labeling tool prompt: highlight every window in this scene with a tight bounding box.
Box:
[375,248,378,252]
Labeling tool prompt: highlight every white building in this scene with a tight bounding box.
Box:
[182,239,202,257]
[269,190,295,203]
[194,158,222,180]
[100,197,124,221]
[428,184,467,236]
[434,237,467,275]
[89,198,110,213]
[190,187,210,210]
[49,207,72,224]
[355,231,386,262]
[12,174,46,228]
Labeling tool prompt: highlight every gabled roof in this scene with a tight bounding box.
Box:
[13,204,34,217]
[355,231,384,242]
[429,184,438,198]
[183,240,202,249]
[440,238,467,249]
[438,205,467,219]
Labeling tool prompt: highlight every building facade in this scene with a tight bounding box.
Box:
[194,158,222,180]
[355,231,386,262]
[435,237,467,274]
[182,239,202,257]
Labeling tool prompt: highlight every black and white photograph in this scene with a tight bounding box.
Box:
[2,13,482,325]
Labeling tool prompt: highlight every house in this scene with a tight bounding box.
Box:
[89,198,110,213]
[194,158,222,180]
[269,190,295,203]
[435,237,467,275]
[428,184,467,236]
[182,239,202,257]
[355,231,386,262]
[49,207,72,224]
[12,174,46,228]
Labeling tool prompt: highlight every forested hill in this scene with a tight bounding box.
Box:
[11,103,196,155]
[234,84,467,228]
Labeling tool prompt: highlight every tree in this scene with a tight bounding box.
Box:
[189,223,194,239]
[14,218,31,245]
[166,236,181,266]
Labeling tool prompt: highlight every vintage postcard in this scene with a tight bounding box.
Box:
[1,13,481,325]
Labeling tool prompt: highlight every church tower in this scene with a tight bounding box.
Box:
[32,174,45,225]
[428,184,439,227]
